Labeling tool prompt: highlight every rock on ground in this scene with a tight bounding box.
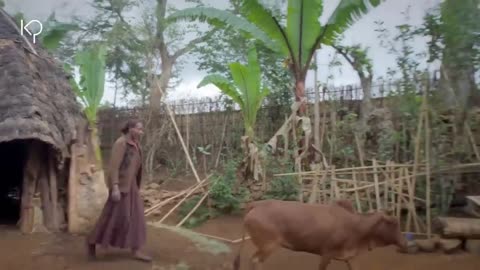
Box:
[465,239,480,255]
[437,238,462,254]
[415,239,437,252]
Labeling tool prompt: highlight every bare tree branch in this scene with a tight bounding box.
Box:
[172,29,218,61]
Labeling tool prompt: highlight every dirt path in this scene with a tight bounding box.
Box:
[1,215,479,270]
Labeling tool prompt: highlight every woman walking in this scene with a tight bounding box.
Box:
[86,119,151,262]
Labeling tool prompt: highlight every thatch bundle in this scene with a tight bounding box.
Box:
[0,9,83,163]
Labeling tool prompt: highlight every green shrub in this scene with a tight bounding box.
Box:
[178,159,249,228]
[263,176,299,201]
[262,157,299,201]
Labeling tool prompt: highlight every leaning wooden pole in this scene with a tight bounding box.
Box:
[425,87,432,238]
[151,77,203,186]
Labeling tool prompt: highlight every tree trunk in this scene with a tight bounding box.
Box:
[356,77,373,156]
[295,80,307,115]
[150,59,173,110]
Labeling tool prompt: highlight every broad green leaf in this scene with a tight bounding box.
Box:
[198,46,269,138]
[241,0,289,56]
[246,46,261,128]
[166,7,280,52]
[74,44,107,123]
[0,0,5,8]
[286,0,323,67]
[229,62,251,117]
[197,74,244,107]
[322,0,385,45]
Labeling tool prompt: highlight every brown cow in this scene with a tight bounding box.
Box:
[332,199,355,213]
[233,199,406,270]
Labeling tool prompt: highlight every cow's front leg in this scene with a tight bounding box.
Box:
[318,255,332,270]
[249,242,278,270]
[346,259,358,270]
[250,250,266,270]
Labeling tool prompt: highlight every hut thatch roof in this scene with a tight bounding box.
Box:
[0,9,83,162]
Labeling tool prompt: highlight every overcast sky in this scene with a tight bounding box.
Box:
[5,0,442,105]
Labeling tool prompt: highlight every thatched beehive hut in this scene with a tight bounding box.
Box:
[0,9,107,233]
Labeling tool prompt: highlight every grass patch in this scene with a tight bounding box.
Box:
[148,222,231,255]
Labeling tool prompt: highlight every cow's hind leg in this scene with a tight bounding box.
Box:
[249,243,278,270]
[346,260,358,270]
[318,255,332,270]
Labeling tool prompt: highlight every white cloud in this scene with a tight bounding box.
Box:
[5,0,443,105]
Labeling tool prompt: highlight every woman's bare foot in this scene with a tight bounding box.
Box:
[132,250,152,262]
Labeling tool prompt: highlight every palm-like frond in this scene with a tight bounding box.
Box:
[198,46,269,137]
[166,7,280,52]
[74,44,107,123]
[286,0,323,68]
[197,74,243,107]
[321,0,385,45]
[241,0,290,56]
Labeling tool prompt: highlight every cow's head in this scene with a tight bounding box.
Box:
[370,214,407,252]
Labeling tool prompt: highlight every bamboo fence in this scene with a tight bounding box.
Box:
[276,161,480,235]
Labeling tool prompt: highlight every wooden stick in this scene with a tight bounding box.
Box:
[404,168,421,233]
[401,195,424,232]
[158,176,211,223]
[144,182,208,216]
[176,191,210,227]
[425,99,432,238]
[192,232,241,243]
[152,78,203,186]
[321,166,328,203]
[373,159,382,210]
[352,170,362,213]
[214,114,228,169]
[390,163,396,210]
[232,236,251,243]
[308,169,325,204]
[332,166,340,199]
[48,152,58,231]
[411,89,427,226]
[145,192,187,215]
[185,112,190,172]
[276,161,480,177]
[384,161,390,209]
[273,164,428,176]
[39,168,53,230]
[67,143,77,233]
[405,168,412,232]
[20,144,39,233]
[145,177,211,215]
[154,225,242,243]
[396,167,404,220]
[465,123,480,162]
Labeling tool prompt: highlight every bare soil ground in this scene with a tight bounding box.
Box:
[1,214,480,270]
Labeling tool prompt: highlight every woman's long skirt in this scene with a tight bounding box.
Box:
[87,181,146,250]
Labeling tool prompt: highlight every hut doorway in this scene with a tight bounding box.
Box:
[0,140,28,225]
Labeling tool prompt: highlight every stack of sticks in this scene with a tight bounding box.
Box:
[144,174,212,227]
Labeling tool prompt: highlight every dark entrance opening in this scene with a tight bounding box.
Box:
[0,140,28,225]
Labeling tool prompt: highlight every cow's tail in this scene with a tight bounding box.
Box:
[233,225,247,270]
[233,202,254,270]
